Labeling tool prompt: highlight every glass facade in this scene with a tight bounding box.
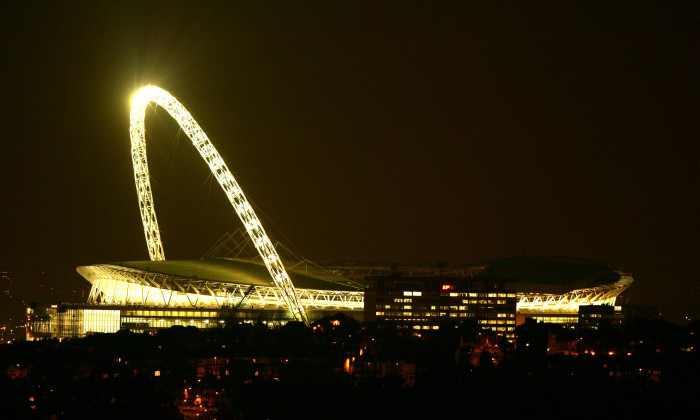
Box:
[26,304,339,340]
[27,305,122,339]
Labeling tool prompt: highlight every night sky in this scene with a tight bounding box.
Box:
[1,2,698,322]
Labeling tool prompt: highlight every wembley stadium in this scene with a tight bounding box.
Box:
[27,85,634,339]
[76,251,633,324]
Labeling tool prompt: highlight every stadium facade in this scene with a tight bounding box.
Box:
[26,253,633,340]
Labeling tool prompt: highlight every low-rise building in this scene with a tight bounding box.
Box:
[364,275,517,340]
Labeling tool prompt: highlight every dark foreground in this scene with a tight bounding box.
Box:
[1,317,698,419]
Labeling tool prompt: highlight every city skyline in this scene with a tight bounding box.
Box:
[1,2,699,323]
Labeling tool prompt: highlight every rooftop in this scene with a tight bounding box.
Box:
[114,258,361,292]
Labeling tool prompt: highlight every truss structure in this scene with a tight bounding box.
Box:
[130,86,307,323]
[79,265,363,311]
[516,272,633,314]
[78,260,631,317]
[320,264,485,283]
[204,229,365,290]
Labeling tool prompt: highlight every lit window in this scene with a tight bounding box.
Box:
[154,370,161,377]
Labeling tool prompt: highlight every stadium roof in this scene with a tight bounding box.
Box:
[462,256,623,294]
[113,258,361,292]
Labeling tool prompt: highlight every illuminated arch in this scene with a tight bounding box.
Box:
[129,85,308,323]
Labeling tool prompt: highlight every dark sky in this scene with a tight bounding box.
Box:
[1,1,698,322]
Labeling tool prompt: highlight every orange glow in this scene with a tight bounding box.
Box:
[442,284,452,290]
[154,370,161,376]
[344,358,351,373]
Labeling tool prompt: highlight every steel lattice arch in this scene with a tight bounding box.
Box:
[77,88,632,324]
[129,85,308,323]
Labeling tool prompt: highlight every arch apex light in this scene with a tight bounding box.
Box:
[129,85,308,324]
